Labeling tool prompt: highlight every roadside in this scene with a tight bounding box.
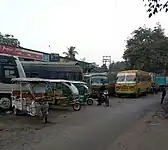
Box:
[109,106,168,150]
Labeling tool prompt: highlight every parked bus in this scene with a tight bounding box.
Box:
[115,70,152,97]
[84,73,109,98]
[0,54,26,109]
[21,61,84,81]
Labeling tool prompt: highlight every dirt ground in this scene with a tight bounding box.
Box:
[0,107,75,149]
[109,107,168,150]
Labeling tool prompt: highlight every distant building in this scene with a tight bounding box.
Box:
[0,43,95,72]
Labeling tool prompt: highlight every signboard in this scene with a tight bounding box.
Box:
[0,44,43,60]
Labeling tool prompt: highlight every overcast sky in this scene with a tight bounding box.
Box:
[0,0,168,65]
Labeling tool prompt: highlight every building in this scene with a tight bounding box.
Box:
[0,43,102,73]
[0,43,50,61]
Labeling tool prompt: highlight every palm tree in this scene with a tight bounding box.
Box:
[63,46,78,60]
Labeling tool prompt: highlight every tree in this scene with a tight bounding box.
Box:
[63,46,78,60]
[123,23,168,73]
[143,0,168,18]
[0,32,20,47]
[101,64,108,72]
[109,61,127,72]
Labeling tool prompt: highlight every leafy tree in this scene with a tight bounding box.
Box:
[63,46,78,60]
[123,23,168,73]
[0,32,20,47]
[109,61,127,72]
[143,0,168,18]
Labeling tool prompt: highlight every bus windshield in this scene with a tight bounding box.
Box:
[126,75,136,82]
[117,73,136,83]
[0,55,25,84]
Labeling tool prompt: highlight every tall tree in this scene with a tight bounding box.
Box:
[143,0,168,17]
[63,46,78,60]
[123,23,168,73]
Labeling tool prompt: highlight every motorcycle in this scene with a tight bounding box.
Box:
[97,90,109,107]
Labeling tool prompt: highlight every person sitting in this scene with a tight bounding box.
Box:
[97,82,106,105]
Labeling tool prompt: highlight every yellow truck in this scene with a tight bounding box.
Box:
[115,70,152,97]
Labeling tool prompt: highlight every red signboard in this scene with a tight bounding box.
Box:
[0,44,43,60]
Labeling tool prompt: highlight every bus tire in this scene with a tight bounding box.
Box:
[0,95,11,110]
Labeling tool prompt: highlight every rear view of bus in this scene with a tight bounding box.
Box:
[0,54,26,110]
[84,73,109,98]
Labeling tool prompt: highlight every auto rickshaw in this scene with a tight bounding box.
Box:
[11,78,55,123]
[47,79,82,111]
[68,81,93,105]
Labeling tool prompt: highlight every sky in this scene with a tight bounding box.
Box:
[0,0,168,66]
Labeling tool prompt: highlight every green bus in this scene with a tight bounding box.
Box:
[84,73,109,98]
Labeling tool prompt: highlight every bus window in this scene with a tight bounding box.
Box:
[78,72,83,81]
[4,65,19,78]
[25,72,31,77]
[31,72,38,78]
[0,65,2,82]
[68,72,74,80]
[74,72,82,81]
[58,72,65,79]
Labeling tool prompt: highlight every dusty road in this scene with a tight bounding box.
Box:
[0,94,160,150]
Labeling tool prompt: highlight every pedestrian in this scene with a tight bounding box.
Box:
[161,86,166,104]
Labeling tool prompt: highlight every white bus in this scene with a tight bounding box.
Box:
[0,54,26,110]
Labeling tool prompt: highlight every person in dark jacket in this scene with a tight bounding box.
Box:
[97,82,106,105]
[151,83,157,94]
[161,86,166,104]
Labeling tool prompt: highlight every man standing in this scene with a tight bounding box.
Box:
[161,86,166,104]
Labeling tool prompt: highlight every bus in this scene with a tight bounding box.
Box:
[84,73,109,98]
[0,54,26,109]
[21,61,84,81]
[115,70,152,97]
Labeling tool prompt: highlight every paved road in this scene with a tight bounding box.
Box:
[1,94,160,150]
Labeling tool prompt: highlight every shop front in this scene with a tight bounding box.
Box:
[0,44,50,61]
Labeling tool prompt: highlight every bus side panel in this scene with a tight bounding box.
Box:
[155,76,166,91]
[156,76,166,86]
